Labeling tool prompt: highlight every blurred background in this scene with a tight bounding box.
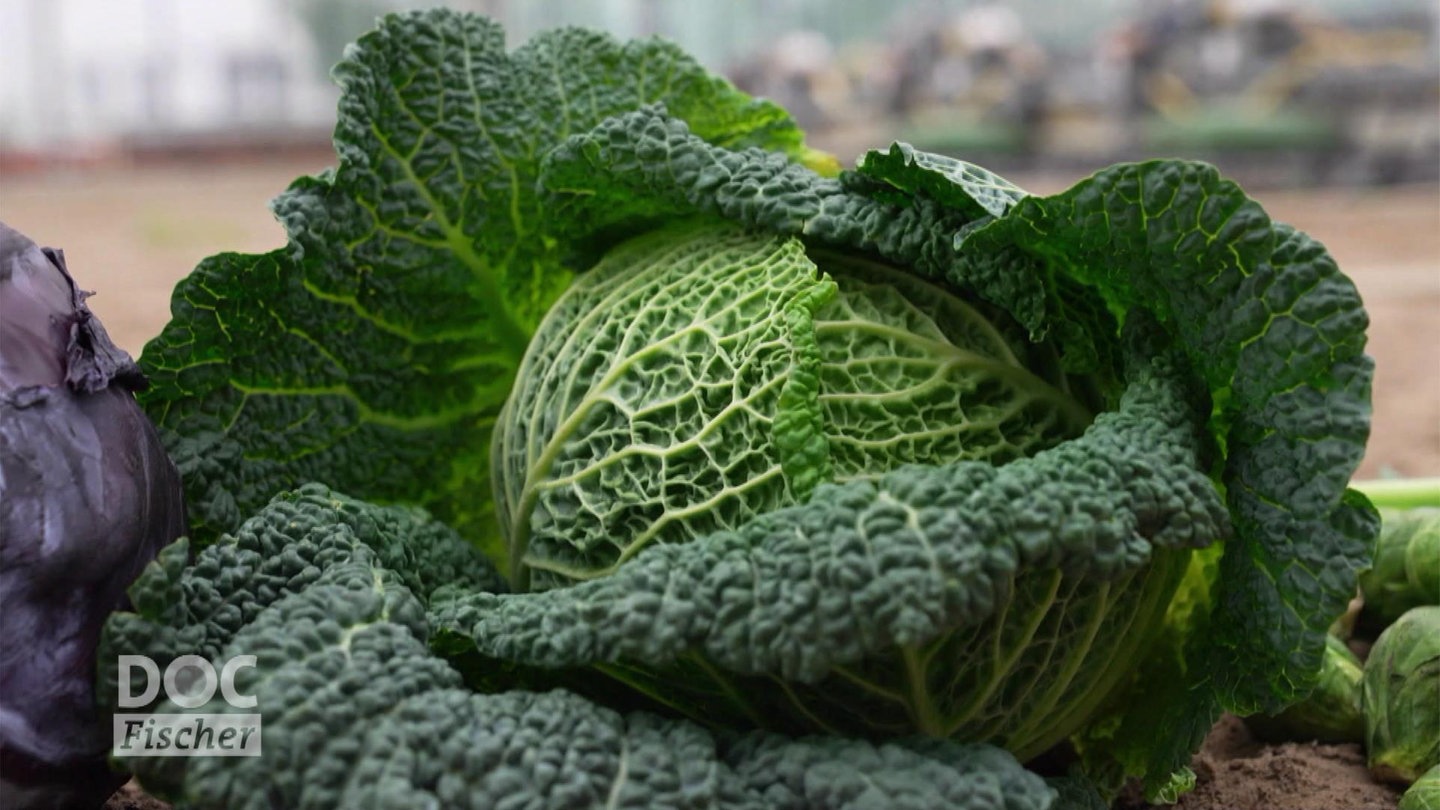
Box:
[2,0,1436,475]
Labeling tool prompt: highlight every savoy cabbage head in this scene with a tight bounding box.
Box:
[103,9,1377,809]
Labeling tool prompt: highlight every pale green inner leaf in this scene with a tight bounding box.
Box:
[496,222,1094,589]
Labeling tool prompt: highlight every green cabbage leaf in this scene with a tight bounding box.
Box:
[111,8,1376,808]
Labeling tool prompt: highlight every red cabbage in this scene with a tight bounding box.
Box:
[0,221,185,809]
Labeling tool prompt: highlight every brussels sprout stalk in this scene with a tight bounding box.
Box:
[1354,478,1440,511]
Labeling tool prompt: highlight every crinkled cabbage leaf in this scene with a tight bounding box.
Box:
[115,8,1376,808]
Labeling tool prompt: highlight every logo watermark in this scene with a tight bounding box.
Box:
[112,655,261,757]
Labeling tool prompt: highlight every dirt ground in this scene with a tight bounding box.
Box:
[1115,714,1403,810]
[2,160,1435,810]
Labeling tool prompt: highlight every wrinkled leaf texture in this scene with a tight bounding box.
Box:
[101,486,1055,810]
[124,8,1376,807]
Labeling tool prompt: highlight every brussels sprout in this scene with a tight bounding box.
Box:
[1364,605,1440,785]
[1400,765,1440,810]
[1360,506,1440,626]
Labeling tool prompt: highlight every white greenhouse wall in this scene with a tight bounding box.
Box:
[0,0,336,148]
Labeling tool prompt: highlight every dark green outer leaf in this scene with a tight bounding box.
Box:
[850,142,1027,220]
[100,486,1055,810]
[127,11,1375,800]
[539,106,1120,379]
[1042,776,1110,810]
[436,339,1226,758]
[138,9,814,564]
[961,162,1377,791]
[539,112,1375,790]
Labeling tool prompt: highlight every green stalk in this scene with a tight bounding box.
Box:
[1353,478,1440,511]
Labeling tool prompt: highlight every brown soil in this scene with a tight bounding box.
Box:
[103,781,172,810]
[1117,715,1402,810]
